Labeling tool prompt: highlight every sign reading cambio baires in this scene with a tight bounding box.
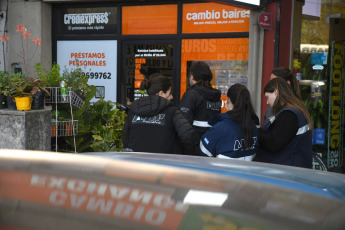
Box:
[0,170,187,230]
[57,40,117,103]
[183,3,250,33]
[58,7,117,35]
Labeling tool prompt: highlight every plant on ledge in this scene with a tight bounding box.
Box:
[0,24,41,77]
[10,76,32,98]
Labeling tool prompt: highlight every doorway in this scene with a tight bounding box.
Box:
[121,41,177,106]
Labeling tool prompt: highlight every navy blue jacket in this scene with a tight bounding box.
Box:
[255,107,313,168]
[199,113,259,160]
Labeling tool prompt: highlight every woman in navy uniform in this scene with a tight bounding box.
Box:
[199,84,259,160]
[255,78,313,168]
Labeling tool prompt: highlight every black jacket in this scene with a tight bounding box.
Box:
[179,85,222,138]
[123,95,197,155]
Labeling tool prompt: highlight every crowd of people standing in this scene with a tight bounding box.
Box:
[123,62,313,169]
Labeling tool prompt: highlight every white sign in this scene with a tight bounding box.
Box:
[57,40,117,103]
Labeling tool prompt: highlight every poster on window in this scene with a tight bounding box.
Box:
[57,40,117,103]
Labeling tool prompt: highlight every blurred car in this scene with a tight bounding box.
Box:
[0,149,345,230]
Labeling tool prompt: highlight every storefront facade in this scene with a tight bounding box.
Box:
[2,0,344,172]
[49,0,263,111]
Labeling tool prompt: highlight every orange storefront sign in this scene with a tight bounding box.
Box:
[122,5,178,35]
[182,3,250,34]
[180,38,249,113]
[180,38,249,95]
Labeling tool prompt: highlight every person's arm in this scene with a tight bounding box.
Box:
[263,106,272,124]
[258,110,298,153]
[199,125,225,157]
[178,91,196,124]
[172,110,198,155]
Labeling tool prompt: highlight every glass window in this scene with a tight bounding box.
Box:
[124,44,174,104]
[181,38,249,112]
[299,0,345,171]
[57,40,117,103]
[122,5,178,35]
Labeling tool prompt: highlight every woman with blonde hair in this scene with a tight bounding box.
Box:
[255,78,313,168]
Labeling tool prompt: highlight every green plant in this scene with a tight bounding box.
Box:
[51,109,71,122]
[0,72,11,96]
[27,77,50,96]
[34,63,61,87]
[88,100,127,152]
[62,66,94,99]
[9,76,32,97]
[0,72,27,96]
[43,64,126,153]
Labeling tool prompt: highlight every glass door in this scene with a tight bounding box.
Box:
[121,41,176,106]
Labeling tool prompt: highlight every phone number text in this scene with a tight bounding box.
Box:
[82,72,111,79]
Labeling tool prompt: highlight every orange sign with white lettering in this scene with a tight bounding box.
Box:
[182,3,250,34]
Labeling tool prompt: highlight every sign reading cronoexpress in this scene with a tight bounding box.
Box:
[57,40,117,102]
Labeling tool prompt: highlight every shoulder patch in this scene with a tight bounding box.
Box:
[180,107,189,113]
[203,137,209,145]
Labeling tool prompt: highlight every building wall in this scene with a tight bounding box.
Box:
[6,0,51,76]
[261,2,277,123]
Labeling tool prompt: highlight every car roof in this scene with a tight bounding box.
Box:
[1,150,345,230]
[84,151,345,200]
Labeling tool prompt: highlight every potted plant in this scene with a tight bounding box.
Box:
[28,77,50,110]
[0,71,11,109]
[4,73,28,110]
[10,76,32,111]
[35,63,62,103]
[62,66,93,101]
[51,109,72,137]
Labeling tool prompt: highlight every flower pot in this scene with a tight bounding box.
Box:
[51,124,57,137]
[65,123,73,136]
[32,91,45,110]
[6,96,17,110]
[15,96,32,111]
[0,94,6,109]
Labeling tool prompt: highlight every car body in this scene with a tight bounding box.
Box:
[0,149,345,230]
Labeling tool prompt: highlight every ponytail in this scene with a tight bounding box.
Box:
[227,84,256,149]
